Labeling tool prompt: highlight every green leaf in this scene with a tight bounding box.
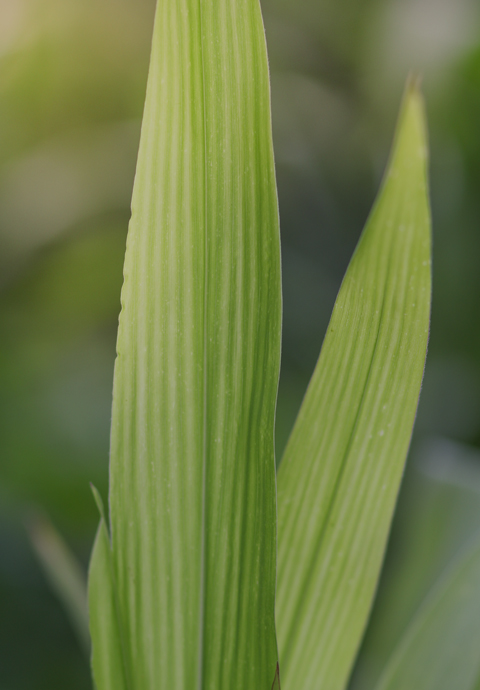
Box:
[88,0,281,688]
[276,82,431,690]
[88,487,130,690]
[373,531,480,690]
[28,513,89,657]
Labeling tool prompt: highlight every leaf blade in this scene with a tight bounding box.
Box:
[88,514,129,690]
[88,0,282,688]
[276,84,431,690]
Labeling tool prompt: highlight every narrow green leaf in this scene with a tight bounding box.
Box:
[373,532,480,690]
[276,83,431,690]
[89,510,130,690]
[28,513,89,657]
[88,0,281,688]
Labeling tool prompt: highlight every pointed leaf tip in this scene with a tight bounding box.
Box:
[90,484,107,525]
[89,0,281,687]
[271,663,281,690]
[390,78,429,176]
[276,84,431,689]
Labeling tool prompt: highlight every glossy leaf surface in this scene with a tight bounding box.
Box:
[88,0,281,688]
[276,84,431,690]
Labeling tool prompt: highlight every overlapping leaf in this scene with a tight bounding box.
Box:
[89,488,129,690]
[276,85,431,690]
[88,0,281,688]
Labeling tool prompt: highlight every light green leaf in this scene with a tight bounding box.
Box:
[28,513,89,657]
[276,83,431,690]
[88,0,281,688]
[373,531,480,690]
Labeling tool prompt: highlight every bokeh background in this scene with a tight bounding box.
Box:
[1,0,480,687]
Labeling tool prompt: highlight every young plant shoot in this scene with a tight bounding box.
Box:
[87,1,431,689]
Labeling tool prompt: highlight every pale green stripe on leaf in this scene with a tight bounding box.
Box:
[276,84,431,690]
[88,0,281,688]
[374,532,480,690]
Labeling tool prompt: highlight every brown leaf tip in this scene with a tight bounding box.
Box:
[271,663,281,690]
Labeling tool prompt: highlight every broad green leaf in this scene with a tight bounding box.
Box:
[373,531,480,690]
[276,83,431,690]
[352,438,480,689]
[88,0,281,688]
[29,513,89,657]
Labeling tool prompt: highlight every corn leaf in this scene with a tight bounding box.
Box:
[373,531,480,690]
[276,84,431,690]
[88,0,281,688]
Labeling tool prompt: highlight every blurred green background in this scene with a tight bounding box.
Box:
[1,0,480,687]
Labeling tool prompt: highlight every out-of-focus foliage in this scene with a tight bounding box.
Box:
[28,512,89,656]
[1,0,480,688]
[351,438,480,689]
[0,2,154,687]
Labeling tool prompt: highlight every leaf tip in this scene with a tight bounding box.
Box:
[403,73,427,133]
[90,484,107,524]
[271,662,281,690]
[405,71,423,96]
[387,74,429,183]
